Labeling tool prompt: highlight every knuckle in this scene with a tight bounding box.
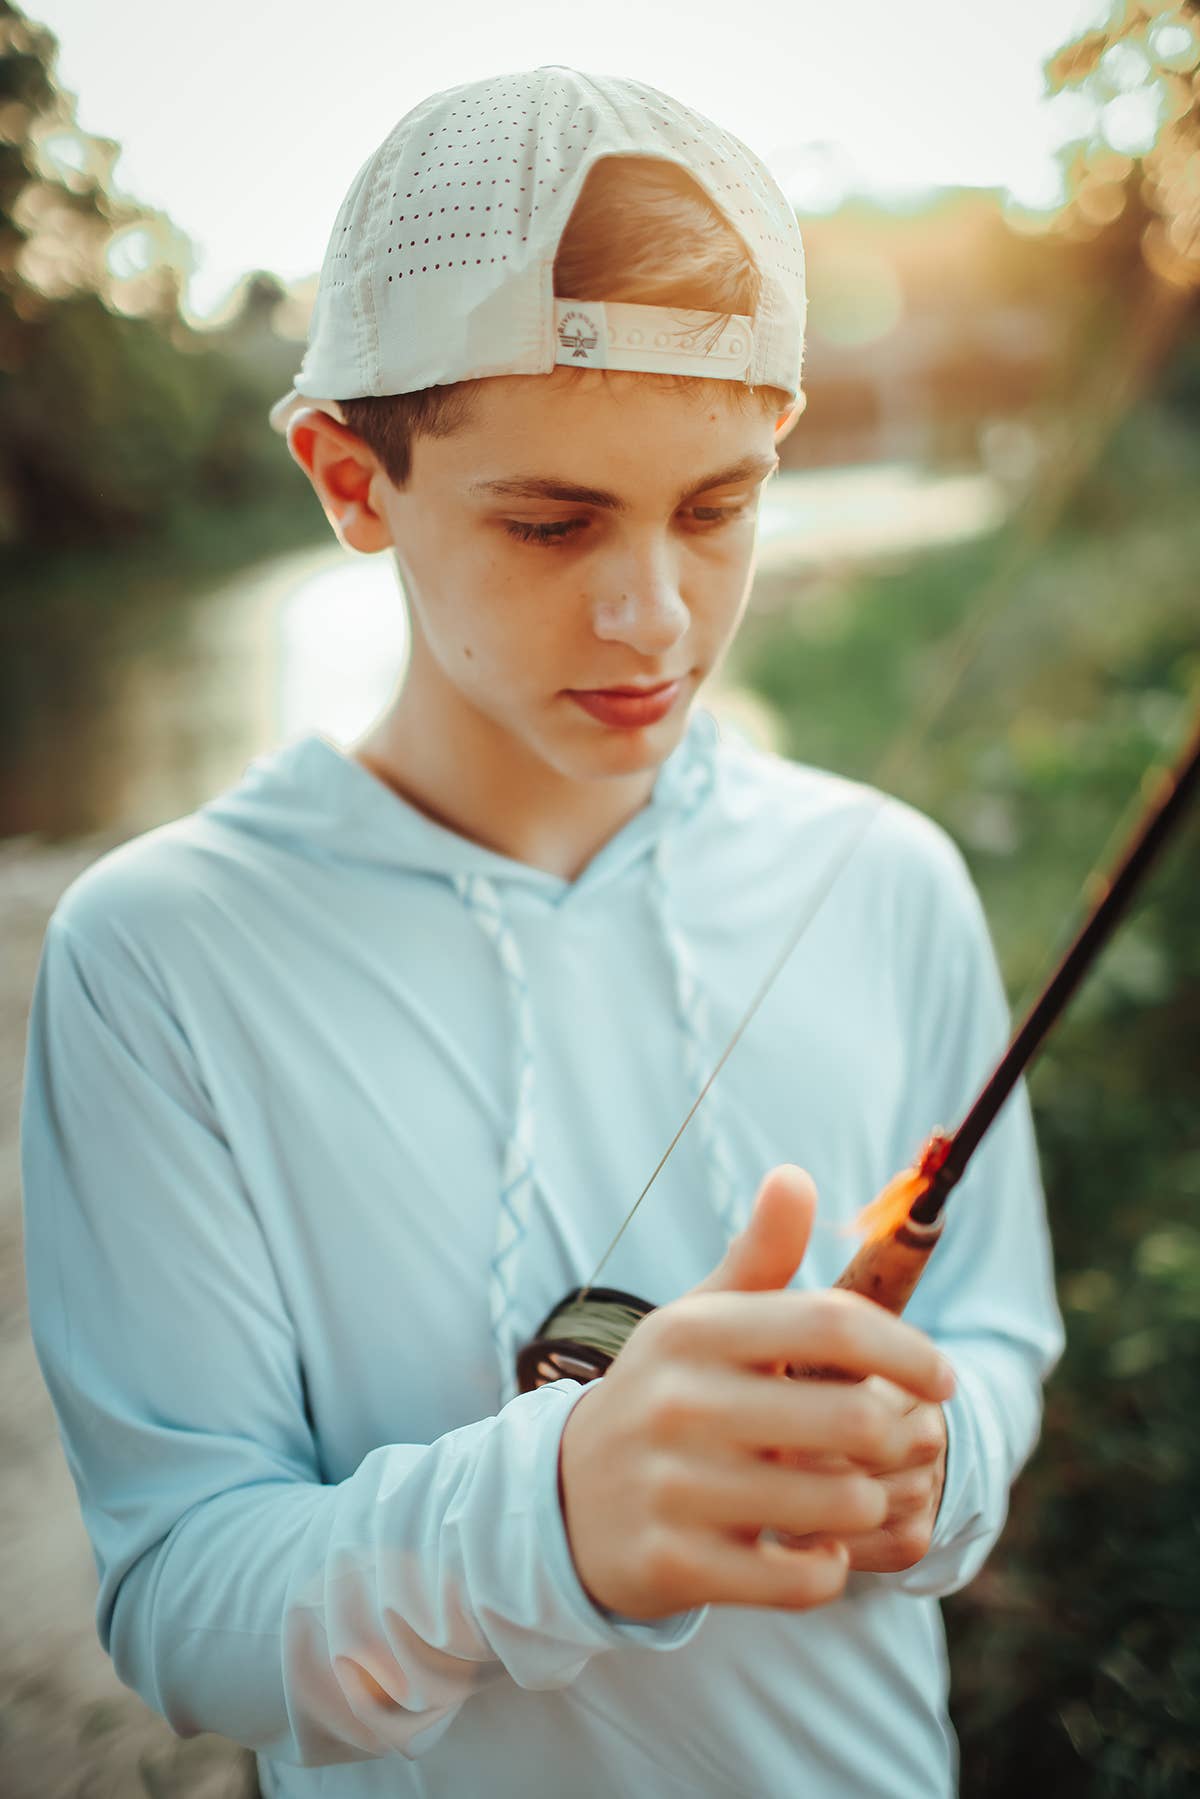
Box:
[916,1470,940,1511]
[812,1290,866,1361]
[915,1417,946,1463]
[845,1475,888,1531]
[649,1297,700,1360]
[888,1468,926,1510]
[786,1548,849,1609]
[641,1529,692,1601]
[890,1519,932,1566]
[843,1393,889,1461]
[642,1304,681,1357]
[643,1452,694,1519]
[646,1374,703,1444]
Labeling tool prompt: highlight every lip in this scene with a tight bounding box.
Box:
[584,678,680,695]
[566,679,684,729]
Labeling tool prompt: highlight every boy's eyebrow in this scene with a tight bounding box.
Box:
[468,453,780,511]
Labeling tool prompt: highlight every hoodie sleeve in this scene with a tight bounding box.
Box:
[19,913,706,1769]
[867,805,1066,1599]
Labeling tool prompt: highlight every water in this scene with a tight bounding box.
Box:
[755,462,1004,571]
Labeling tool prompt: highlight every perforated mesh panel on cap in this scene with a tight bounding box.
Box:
[289,64,806,407]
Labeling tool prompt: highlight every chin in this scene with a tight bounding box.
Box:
[559,702,693,780]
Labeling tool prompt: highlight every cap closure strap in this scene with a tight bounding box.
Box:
[553,299,753,382]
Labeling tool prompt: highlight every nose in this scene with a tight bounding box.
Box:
[590,539,690,655]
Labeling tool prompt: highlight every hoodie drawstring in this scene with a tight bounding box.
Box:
[450,872,538,1406]
[645,838,745,1248]
[451,719,744,1406]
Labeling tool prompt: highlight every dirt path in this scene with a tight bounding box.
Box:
[1,833,257,1799]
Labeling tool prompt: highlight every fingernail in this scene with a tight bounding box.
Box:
[935,1356,956,1398]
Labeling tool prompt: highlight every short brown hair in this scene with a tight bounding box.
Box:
[336,156,787,487]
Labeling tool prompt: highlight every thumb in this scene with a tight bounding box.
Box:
[691,1164,818,1296]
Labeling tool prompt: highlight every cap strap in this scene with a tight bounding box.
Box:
[553,299,753,382]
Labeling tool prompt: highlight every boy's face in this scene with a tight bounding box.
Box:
[297,367,789,785]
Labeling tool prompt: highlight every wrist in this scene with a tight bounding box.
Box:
[556,1384,616,1619]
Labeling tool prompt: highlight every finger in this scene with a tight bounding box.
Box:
[831,1529,929,1575]
[896,1402,948,1470]
[698,1458,890,1540]
[696,1532,850,1611]
[846,1400,946,1474]
[782,1471,934,1564]
[763,1446,857,1476]
[687,1368,915,1468]
[857,1374,916,1415]
[876,1465,939,1515]
[691,1165,818,1298]
[796,1470,936,1568]
[667,1289,955,1403]
[778,1399,946,1475]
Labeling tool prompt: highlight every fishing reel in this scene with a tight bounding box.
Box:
[515,1285,657,1393]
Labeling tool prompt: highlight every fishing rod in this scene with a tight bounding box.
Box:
[515,702,1200,1392]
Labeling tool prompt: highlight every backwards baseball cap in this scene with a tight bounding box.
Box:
[269,63,807,437]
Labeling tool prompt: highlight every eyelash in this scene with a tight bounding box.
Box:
[502,505,752,548]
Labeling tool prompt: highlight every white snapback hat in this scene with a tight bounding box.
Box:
[269,63,807,436]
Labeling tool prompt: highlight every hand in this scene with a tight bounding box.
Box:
[833,1375,948,1571]
[556,1166,956,1621]
[766,1374,949,1572]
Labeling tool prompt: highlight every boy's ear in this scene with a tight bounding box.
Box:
[774,389,807,448]
[285,407,394,554]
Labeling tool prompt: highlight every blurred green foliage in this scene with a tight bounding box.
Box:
[0,4,322,775]
[733,329,1200,1795]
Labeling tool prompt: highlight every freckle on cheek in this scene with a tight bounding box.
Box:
[463,645,474,659]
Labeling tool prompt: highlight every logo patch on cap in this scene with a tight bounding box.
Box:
[556,307,605,367]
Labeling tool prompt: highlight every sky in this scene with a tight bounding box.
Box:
[27,0,1108,320]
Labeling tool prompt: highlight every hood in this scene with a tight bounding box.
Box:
[200,704,745,1403]
[201,703,725,897]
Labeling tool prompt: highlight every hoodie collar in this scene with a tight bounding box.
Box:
[205,704,722,905]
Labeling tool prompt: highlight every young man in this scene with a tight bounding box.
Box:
[20,65,1063,1798]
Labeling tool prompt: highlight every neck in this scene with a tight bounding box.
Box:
[349,640,663,884]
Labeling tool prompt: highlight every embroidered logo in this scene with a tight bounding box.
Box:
[556,308,600,361]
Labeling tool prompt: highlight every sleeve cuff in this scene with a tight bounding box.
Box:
[535,1378,710,1652]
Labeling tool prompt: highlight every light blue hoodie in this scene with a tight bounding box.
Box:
[20,704,1064,1798]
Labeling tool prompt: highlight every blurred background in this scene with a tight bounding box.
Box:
[1,1,1197,1793]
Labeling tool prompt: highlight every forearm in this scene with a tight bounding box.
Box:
[20,920,704,1766]
[105,1381,704,1767]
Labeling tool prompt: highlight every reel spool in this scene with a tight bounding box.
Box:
[515,1285,657,1393]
